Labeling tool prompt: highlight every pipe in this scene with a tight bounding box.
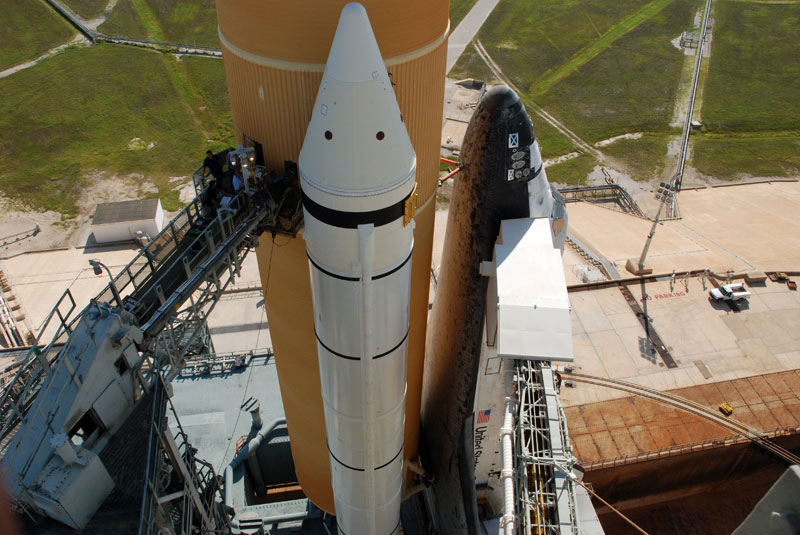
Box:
[440,166,463,182]
[500,381,515,535]
[246,454,267,498]
[231,510,311,531]
[224,418,285,509]
[257,511,310,524]
[250,406,263,429]
[0,294,22,347]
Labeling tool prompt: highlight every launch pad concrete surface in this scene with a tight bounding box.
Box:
[562,279,800,407]
[558,180,800,466]
[563,181,800,275]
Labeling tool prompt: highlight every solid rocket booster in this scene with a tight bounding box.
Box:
[299,4,416,534]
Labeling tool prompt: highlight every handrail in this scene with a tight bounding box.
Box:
[0,290,77,441]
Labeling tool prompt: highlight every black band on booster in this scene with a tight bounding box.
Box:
[301,189,411,229]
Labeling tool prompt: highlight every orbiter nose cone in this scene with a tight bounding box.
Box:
[299,2,416,207]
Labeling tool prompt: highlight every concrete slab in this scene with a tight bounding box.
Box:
[571,291,614,333]
[568,181,800,274]
[760,291,798,311]
[562,272,800,411]
[1,246,140,342]
[441,119,469,149]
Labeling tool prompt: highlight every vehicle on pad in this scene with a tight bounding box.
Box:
[709,283,751,302]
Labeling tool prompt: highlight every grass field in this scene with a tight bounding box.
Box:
[182,56,234,144]
[692,135,800,180]
[449,43,499,82]
[144,0,219,47]
[532,0,674,95]
[452,0,699,180]
[450,0,479,30]
[472,0,650,94]
[0,45,208,215]
[531,116,576,160]
[98,0,148,38]
[692,1,800,178]
[535,0,699,142]
[702,1,800,133]
[545,154,597,186]
[62,0,108,19]
[98,0,218,47]
[1,0,75,71]
[602,134,671,181]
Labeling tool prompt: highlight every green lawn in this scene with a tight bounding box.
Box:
[602,133,671,181]
[692,1,800,178]
[535,0,699,142]
[702,1,800,132]
[692,135,800,180]
[452,0,699,178]
[145,0,219,47]
[545,153,597,185]
[450,0,479,30]
[473,0,650,94]
[181,56,235,145]
[1,0,75,71]
[97,0,148,38]
[532,0,673,95]
[532,116,576,160]
[98,0,219,46]
[62,0,108,19]
[449,42,499,81]
[0,44,207,215]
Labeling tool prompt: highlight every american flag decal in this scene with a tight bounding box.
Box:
[477,409,491,425]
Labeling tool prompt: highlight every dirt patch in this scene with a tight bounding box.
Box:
[76,172,157,217]
[596,133,644,147]
[545,151,582,166]
[0,197,72,257]
[0,171,168,257]
[178,181,198,203]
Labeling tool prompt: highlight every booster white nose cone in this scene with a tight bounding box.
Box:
[300,2,416,215]
[299,3,416,535]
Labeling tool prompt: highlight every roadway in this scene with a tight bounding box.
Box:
[446,0,500,73]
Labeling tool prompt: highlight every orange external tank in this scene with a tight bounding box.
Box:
[215,0,448,513]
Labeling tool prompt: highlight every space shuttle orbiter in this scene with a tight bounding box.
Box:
[421,86,568,534]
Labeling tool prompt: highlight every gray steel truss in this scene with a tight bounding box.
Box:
[514,360,579,535]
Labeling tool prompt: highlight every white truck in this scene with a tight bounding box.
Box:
[709,282,751,302]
